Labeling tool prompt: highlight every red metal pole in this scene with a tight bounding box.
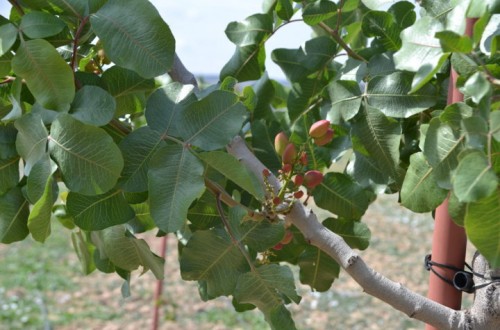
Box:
[425,18,476,329]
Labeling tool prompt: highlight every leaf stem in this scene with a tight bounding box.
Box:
[8,0,24,16]
[318,22,367,62]
[215,193,257,272]
[70,16,90,72]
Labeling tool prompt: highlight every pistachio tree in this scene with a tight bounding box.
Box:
[0,0,499,328]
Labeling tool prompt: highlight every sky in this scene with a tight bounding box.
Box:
[0,1,313,80]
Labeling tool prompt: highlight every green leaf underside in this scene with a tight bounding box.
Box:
[351,106,402,185]
[0,187,29,244]
[119,126,166,192]
[20,11,66,39]
[12,39,74,111]
[401,152,448,212]
[27,175,57,243]
[298,245,340,292]
[465,191,500,268]
[148,144,205,233]
[225,13,273,47]
[67,190,135,230]
[14,113,48,175]
[0,156,19,195]
[323,218,371,250]
[199,151,264,199]
[180,229,249,299]
[90,0,175,78]
[93,225,164,279]
[179,91,247,151]
[49,114,124,195]
[313,173,370,220]
[70,86,116,126]
[234,264,299,329]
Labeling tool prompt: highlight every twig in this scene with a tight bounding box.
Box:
[318,22,367,62]
[226,136,468,330]
[215,193,257,272]
[8,0,24,16]
[70,16,90,72]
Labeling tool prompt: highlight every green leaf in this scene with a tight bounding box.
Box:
[361,11,401,51]
[21,0,86,17]
[313,173,370,220]
[251,120,282,172]
[0,23,18,56]
[401,152,448,212]
[302,0,337,25]
[148,144,205,233]
[28,175,57,243]
[453,151,498,203]
[323,218,371,250]
[394,17,449,91]
[93,225,164,279]
[228,206,285,252]
[20,11,66,38]
[276,0,294,21]
[187,191,220,230]
[225,14,273,47]
[297,245,340,292]
[0,123,18,161]
[351,105,402,185]
[220,45,266,82]
[178,91,247,151]
[366,71,438,118]
[463,72,490,104]
[424,117,464,189]
[72,231,96,275]
[0,187,29,244]
[90,0,175,78]
[234,264,299,329]
[26,154,55,203]
[12,39,75,111]
[101,65,156,116]
[465,190,500,268]
[492,111,500,142]
[199,151,264,199]
[448,191,466,226]
[118,126,165,192]
[49,114,124,195]
[145,82,197,138]
[70,86,116,126]
[180,229,249,298]
[0,157,19,195]
[388,1,416,29]
[14,113,48,175]
[67,190,135,230]
[328,80,362,121]
[461,116,488,149]
[0,52,12,81]
[435,31,473,53]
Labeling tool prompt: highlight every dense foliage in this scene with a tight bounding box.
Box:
[0,0,498,328]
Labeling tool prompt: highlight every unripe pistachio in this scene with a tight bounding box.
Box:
[272,242,284,250]
[272,197,281,205]
[293,190,304,199]
[281,143,297,165]
[262,168,271,177]
[313,128,334,146]
[282,163,292,173]
[280,230,294,244]
[274,132,289,156]
[293,174,304,187]
[303,170,324,189]
[309,120,331,138]
[299,152,308,166]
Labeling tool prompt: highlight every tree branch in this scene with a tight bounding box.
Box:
[318,22,367,63]
[226,136,468,329]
